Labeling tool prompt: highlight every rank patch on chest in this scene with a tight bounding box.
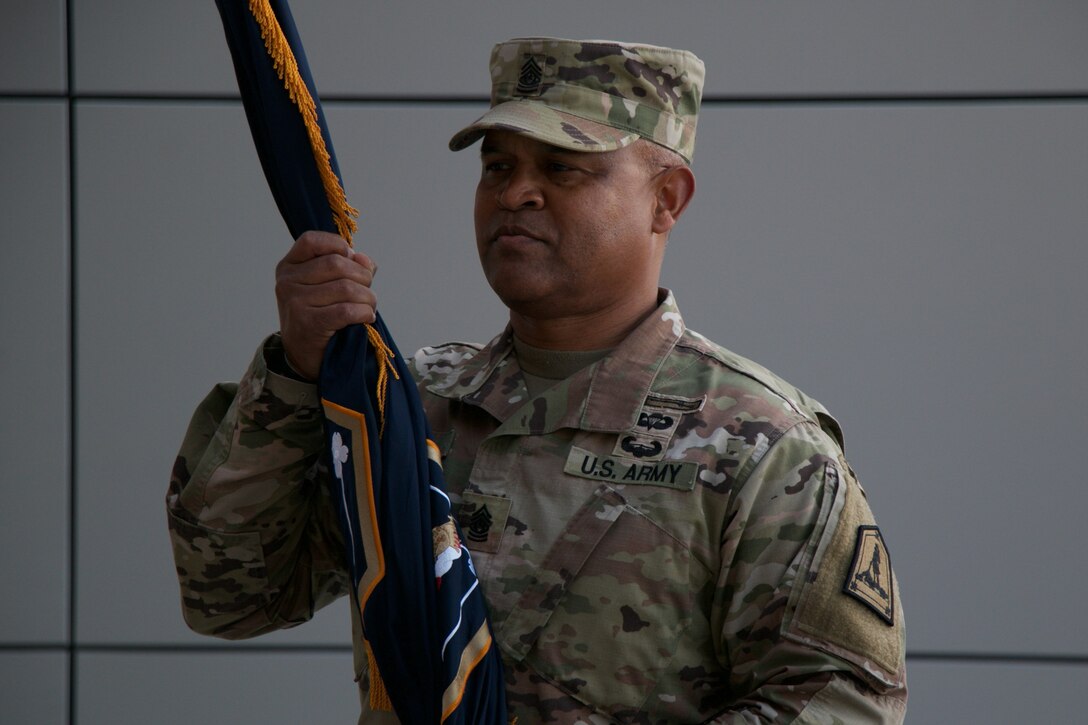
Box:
[457,492,511,555]
[844,525,895,625]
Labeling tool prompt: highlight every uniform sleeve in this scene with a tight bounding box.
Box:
[710,421,907,723]
[166,334,350,639]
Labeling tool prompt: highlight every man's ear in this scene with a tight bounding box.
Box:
[651,165,696,235]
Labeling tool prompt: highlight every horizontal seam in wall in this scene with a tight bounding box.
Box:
[906,652,1088,666]
[0,643,353,654]
[3,644,1088,666]
[3,92,1088,106]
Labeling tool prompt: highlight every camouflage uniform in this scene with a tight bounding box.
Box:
[168,290,906,723]
[169,36,905,723]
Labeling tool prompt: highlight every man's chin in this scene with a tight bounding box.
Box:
[488,283,556,319]
[486,270,544,302]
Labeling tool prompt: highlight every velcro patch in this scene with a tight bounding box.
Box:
[783,462,904,685]
[844,526,895,626]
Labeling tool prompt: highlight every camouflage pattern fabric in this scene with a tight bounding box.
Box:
[449,38,704,163]
[166,335,350,639]
[167,292,907,723]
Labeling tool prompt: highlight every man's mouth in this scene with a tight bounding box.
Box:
[491,224,546,245]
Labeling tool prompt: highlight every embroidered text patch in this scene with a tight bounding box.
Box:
[564,446,696,490]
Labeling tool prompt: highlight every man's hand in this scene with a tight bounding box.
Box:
[275,230,378,381]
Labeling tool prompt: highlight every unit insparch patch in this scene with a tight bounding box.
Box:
[843,525,895,625]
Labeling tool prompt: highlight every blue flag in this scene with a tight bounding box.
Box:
[215,1,507,721]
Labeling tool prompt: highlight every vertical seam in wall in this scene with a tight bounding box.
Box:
[66,0,77,722]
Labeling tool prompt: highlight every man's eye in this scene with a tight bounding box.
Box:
[482,161,510,173]
[548,162,577,174]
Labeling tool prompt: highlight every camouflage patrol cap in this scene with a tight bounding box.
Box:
[449,37,705,163]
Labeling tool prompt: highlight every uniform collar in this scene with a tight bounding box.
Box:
[424,289,686,434]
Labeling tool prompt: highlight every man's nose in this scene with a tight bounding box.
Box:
[496,168,544,210]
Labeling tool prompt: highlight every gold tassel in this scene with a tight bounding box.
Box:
[366,323,400,437]
[247,0,399,428]
[365,641,394,712]
[247,0,359,241]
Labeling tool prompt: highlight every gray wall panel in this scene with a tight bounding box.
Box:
[675,103,1088,655]
[0,101,70,644]
[906,660,1088,723]
[0,651,68,725]
[73,101,349,645]
[72,1,233,96]
[0,0,66,93]
[74,1,1088,96]
[77,650,357,725]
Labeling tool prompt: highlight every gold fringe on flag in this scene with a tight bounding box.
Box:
[366,323,400,437]
[248,0,359,241]
[247,0,400,432]
[365,640,394,712]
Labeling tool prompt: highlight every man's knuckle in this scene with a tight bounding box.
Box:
[317,303,347,328]
[327,278,357,299]
[319,253,348,275]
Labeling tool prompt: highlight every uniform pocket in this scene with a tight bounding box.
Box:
[166,509,271,636]
[498,484,699,715]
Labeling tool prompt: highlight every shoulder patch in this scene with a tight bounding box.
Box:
[782,462,905,688]
[844,526,895,626]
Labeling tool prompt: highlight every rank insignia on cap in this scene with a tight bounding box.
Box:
[515,54,545,96]
[844,525,895,625]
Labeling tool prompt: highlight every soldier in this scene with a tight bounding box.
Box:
[168,38,907,722]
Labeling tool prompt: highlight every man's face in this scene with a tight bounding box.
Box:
[474,131,665,329]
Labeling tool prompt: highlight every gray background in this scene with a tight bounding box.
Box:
[2,1,1086,722]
